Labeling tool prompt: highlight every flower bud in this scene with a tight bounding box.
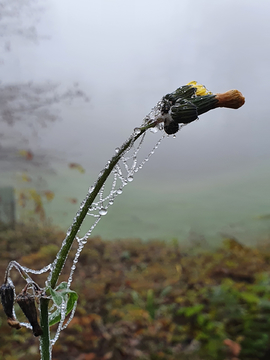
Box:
[189,94,219,115]
[0,283,21,329]
[164,119,179,135]
[170,100,198,124]
[17,292,43,337]
[164,85,196,104]
[0,283,15,319]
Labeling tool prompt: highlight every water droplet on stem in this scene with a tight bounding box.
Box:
[99,208,107,216]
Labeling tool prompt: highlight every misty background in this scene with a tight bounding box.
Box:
[1,0,270,245]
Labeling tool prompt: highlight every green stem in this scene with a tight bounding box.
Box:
[40,297,51,360]
[39,122,155,359]
[49,122,154,290]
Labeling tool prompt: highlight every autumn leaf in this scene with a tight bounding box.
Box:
[69,162,85,173]
[67,197,78,204]
[21,173,32,182]
[43,190,55,202]
[17,191,28,207]
[223,338,241,356]
[18,150,33,160]
[29,189,46,221]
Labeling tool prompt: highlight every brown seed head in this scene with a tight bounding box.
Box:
[17,292,43,337]
[215,90,245,109]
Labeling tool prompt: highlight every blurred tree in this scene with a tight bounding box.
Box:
[0,0,89,171]
[0,0,89,223]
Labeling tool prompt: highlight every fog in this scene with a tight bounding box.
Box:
[1,0,270,244]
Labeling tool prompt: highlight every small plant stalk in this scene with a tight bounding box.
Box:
[40,298,51,360]
[0,82,245,360]
[49,123,152,290]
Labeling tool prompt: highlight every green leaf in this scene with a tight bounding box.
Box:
[50,287,63,307]
[146,289,155,319]
[258,299,270,309]
[240,292,260,304]
[177,304,205,317]
[48,282,78,326]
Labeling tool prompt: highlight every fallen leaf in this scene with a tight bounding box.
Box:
[223,338,241,356]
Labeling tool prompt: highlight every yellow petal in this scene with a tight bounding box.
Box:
[187,81,212,96]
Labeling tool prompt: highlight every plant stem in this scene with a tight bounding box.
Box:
[38,122,155,359]
[40,297,51,360]
[50,123,153,290]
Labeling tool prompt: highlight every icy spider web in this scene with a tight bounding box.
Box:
[48,101,190,345]
[6,100,186,346]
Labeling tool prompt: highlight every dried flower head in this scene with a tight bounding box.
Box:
[17,292,43,337]
[0,283,21,329]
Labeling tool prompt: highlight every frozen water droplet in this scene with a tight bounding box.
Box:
[150,127,158,133]
[99,208,107,216]
[105,160,111,169]
[115,147,120,154]
[117,188,123,195]
[127,175,133,182]
[133,127,141,135]
[109,199,114,205]
[173,134,176,139]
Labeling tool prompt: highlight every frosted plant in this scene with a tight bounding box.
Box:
[0,82,245,360]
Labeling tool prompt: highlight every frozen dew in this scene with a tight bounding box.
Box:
[54,101,176,345]
[61,300,77,330]
[21,264,52,275]
[51,299,68,345]
[99,208,108,216]
[133,127,141,135]
[150,126,158,133]
[20,321,34,330]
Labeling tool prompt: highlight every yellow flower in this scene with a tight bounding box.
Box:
[187,81,213,96]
